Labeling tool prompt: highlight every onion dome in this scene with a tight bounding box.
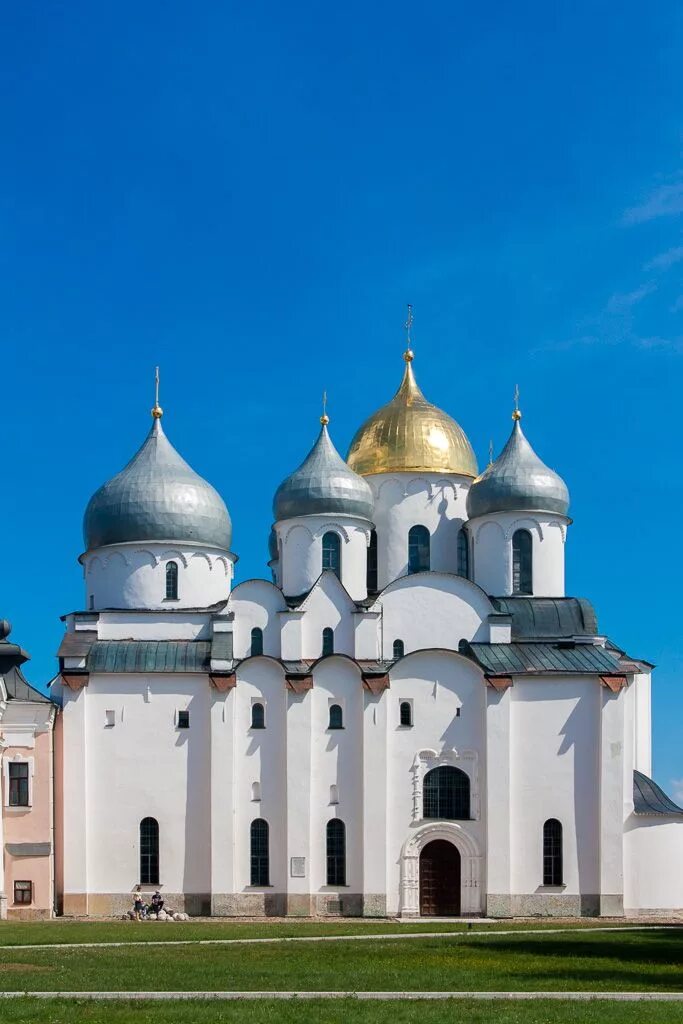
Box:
[347,350,477,477]
[83,410,232,552]
[274,415,374,522]
[467,410,569,519]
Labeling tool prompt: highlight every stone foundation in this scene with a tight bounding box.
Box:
[487,893,602,917]
[63,892,211,918]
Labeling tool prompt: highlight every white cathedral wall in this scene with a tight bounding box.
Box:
[299,574,355,659]
[508,677,601,909]
[97,611,210,641]
[276,517,371,601]
[367,473,471,590]
[470,513,567,597]
[228,580,287,659]
[624,819,683,914]
[83,543,233,611]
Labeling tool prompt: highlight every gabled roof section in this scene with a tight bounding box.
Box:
[490,597,598,640]
[463,640,624,676]
[291,570,357,613]
[633,770,683,816]
[3,665,53,703]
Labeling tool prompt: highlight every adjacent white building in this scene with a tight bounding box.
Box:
[53,350,683,917]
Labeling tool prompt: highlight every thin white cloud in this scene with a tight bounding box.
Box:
[606,283,655,313]
[644,246,683,272]
[671,779,683,805]
[623,180,683,225]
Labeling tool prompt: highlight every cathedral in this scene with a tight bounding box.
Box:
[52,345,683,918]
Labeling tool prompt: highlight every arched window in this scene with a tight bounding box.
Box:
[322,627,334,657]
[423,766,470,820]
[250,627,264,657]
[512,529,533,594]
[457,529,469,579]
[140,817,159,885]
[399,701,412,727]
[322,532,341,578]
[251,781,261,802]
[408,525,430,573]
[250,818,269,886]
[366,529,378,593]
[326,819,346,886]
[543,819,563,886]
[392,639,405,660]
[251,703,265,729]
[165,561,178,600]
[329,784,339,804]
[329,704,343,729]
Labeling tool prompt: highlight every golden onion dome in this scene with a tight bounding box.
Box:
[347,351,478,477]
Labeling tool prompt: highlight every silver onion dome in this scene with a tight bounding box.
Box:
[467,416,569,519]
[274,421,375,522]
[83,416,232,551]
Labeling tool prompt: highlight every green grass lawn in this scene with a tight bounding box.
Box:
[0,928,680,993]
[0,917,656,947]
[0,999,682,1024]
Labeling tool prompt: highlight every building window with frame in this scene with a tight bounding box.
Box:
[392,639,405,660]
[177,710,190,729]
[457,529,469,579]
[8,762,29,807]
[13,880,32,905]
[328,704,343,729]
[423,765,470,820]
[250,627,264,657]
[165,561,179,601]
[512,529,533,595]
[322,532,341,579]
[250,818,269,886]
[140,817,159,885]
[399,701,412,727]
[326,819,346,886]
[322,627,334,657]
[543,818,563,886]
[251,702,265,729]
[408,525,430,573]
[366,529,378,593]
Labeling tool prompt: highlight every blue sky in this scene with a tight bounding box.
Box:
[1,3,682,795]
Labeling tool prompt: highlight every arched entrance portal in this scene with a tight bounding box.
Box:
[419,839,461,916]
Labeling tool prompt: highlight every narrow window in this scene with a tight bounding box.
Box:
[423,766,470,820]
[399,701,412,727]
[140,817,159,885]
[13,880,32,905]
[329,784,339,804]
[105,709,115,728]
[177,710,190,729]
[326,819,346,886]
[366,529,378,592]
[165,561,179,600]
[322,627,334,657]
[543,819,563,886]
[250,818,269,886]
[457,529,469,579]
[322,532,341,579]
[512,530,533,595]
[250,627,264,657]
[251,703,265,729]
[392,639,405,660]
[408,525,430,573]
[251,781,261,802]
[89,595,94,610]
[8,763,29,807]
[329,704,343,729]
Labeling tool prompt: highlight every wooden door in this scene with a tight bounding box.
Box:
[419,840,461,916]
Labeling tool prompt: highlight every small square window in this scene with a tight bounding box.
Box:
[14,880,32,905]
[177,710,190,729]
[456,707,461,718]
[105,710,115,728]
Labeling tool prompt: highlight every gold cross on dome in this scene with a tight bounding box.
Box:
[404,303,414,344]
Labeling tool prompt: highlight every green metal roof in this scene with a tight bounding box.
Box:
[465,641,623,676]
[489,597,598,639]
[87,641,212,674]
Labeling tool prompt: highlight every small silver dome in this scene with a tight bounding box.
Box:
[84,418,232,551]
[274,423,374,522]
[467,418,569,519]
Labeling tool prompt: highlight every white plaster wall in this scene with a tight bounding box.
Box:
[299,574,356,660]
[233,660,287,893]
[470,512,568,596]
[367,473,471,590]
[309,659,364,894]
[276,516,371,601]
[98,612,210,641]
[228,580,287,659]
[385,651,487,915]
[84,543,233,611]
[632,673,652,776]
[375,574,492,659]
[624,818,683,912]
[84,674,211,895]
[509,677,601,897]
